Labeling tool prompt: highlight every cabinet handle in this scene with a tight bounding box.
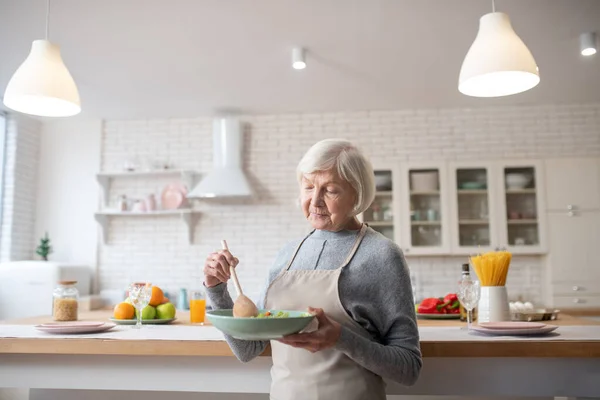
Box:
[573,298,582,304]
[404,249,410,253]
[567,204,574,210]
[572,286,580,291]
[567,211,574,217]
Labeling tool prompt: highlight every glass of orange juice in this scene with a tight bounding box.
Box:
[189,289,206,324]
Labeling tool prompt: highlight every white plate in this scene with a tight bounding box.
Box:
[417,313,461,320]
[35,322,117,334]
[470,324,558,336]
[109,317,176,325]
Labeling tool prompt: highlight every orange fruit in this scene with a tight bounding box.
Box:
[161,296,170,304]
[149,286,164,306]
[113,302,135,319]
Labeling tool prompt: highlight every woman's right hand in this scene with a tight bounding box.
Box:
[204,249,239,288]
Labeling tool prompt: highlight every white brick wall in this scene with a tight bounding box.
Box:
[99,103,600,305]
[0,115,41,261]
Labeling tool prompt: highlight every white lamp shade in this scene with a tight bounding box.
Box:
[459,12,540,97]
[3,40,81,117]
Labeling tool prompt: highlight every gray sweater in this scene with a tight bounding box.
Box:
[206,226,422,386]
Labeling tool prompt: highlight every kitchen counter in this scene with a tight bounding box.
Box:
[1,310,599,358]
[1,310,599,398]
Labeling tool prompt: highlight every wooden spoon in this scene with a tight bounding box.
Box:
[221,240,259,318]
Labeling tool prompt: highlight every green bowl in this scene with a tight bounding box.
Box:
[206,309,315,340]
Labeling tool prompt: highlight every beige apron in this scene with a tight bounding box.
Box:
[264,224,386,400]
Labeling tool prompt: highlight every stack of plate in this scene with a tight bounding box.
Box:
[35,321,116,334]
[470,321,558,336]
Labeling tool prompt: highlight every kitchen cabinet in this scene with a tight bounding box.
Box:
[395,160,546,255]
[544,157,600,212]
[448,162,499,254]
[547,211,600,308]
[398,162,451,255]
[496,160,547,255]
[544,157,600,309]
[358,168,399,243]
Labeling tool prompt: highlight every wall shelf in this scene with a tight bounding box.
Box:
[457,189,488,195]
[365,221,394,227]
[96,169,198,205]
[507,219,538,225]
[459,219,490,225]
[411,221,441,226]
[506,189,537,194]
[94,209,200,244]
[410,191,440,196]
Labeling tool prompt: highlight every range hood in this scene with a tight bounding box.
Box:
[187,118,253,199]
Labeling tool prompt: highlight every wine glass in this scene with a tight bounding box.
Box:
[457,280,481,331]
[128,282,153,329]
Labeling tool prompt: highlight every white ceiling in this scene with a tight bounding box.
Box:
[1,0,599,119]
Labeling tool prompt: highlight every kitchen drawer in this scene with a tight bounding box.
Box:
[552,295,600,308]
[552,282,600,296]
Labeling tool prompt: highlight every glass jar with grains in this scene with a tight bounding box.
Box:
[53,281,79,321]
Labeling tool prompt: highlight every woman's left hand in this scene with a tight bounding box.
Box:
[278,307,342,353]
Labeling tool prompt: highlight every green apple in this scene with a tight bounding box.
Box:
[156,302,176,320]
[135,305,156,320]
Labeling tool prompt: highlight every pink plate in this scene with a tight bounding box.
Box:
[40,321,106,328]
[161,183,189,210]
[470,324,558,336]
[478,321,546,330]
[35,322,117,334]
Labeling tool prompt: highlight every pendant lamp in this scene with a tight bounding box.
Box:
[458,1,539,98]
[3,0,81,117]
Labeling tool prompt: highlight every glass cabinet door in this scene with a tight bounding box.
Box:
[449,165,497,253]
[401,164,450,254]
[502,165,541,248]
[360,170,395,241]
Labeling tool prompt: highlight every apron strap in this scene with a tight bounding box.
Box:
[339,223,368,269]
[282,229,315,273]
[283,223,368,273]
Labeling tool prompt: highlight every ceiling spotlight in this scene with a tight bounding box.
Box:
[292,47,306,70]
[580,32,597,56]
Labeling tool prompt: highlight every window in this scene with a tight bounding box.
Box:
[0,113,6,232]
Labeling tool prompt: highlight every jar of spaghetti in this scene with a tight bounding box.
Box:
[52,281,79,321]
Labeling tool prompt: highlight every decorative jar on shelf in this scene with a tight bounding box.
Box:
[52,281,79,321]
[145,194,157,211]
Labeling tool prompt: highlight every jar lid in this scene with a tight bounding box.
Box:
[58,280,77,285]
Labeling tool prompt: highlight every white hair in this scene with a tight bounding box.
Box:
[296,139,375,216]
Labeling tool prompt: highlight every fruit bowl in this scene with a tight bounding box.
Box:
[109,317,176,325]
[206,309,315,340]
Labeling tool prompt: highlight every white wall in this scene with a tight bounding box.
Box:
[34,118,102,277]
[96,103,600,305]
[0,115,40,262]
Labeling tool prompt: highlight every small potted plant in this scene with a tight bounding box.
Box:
[36,232,53,261]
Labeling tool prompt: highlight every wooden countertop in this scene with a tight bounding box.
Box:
[1,310,599,358]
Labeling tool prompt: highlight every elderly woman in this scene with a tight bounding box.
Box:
[204,139,422,400]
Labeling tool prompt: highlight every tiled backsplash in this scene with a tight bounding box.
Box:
[99,103,600,306]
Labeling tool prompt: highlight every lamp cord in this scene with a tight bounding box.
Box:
[492,0,496,13]
[45,0,50,40]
